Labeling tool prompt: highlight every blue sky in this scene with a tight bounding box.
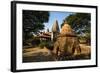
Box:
[43,11,73,32]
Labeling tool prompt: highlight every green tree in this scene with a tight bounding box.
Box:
[23,10,49,40]
[23,10,49,38]
[61,13,91,34]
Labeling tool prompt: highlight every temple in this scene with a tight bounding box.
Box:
[34,20,75,42]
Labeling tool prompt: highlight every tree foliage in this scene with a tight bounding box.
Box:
[61,13,91,34]
[23,10,49,40]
